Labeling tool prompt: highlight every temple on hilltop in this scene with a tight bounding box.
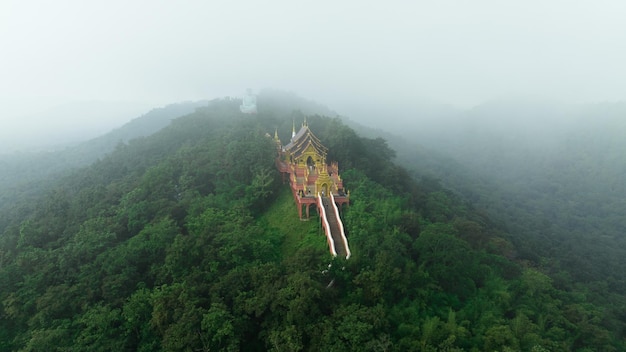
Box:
[275,119,351,259]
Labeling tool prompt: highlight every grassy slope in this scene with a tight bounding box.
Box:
[259,187,328,259]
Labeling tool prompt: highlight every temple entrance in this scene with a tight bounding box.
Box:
[320,183,329,197]
[305,203,314,219]
[298,203,317,220]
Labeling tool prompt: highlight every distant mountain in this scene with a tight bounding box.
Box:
[62,100,210,165]
[0,100,153,152]
[0,100,208,207]
[386,99,626,322]
[256,88,340,117]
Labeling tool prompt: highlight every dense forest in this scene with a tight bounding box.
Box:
[0,93,624,351]
[373,100,626,346]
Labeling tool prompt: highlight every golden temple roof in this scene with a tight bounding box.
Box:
[283,125,328,159]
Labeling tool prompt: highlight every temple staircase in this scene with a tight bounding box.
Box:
[318,194,351,259]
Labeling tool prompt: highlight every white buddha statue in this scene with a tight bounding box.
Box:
[240,88,257,114]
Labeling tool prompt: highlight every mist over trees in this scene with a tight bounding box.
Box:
[0,101,158,153]
[3,1,626,349]
[382,99,626,259]
[0,93,624,350]
[358,98,626,337]
[0,101,208,210]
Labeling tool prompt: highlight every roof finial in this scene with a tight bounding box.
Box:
[292,119,296,139]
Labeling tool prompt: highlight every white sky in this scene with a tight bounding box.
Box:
[1,0,626,139]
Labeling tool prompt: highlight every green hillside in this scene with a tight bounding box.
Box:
[0,101,208,210]
[0,96,623,351]
[379,101,626,349]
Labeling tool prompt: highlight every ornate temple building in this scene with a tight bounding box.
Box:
[274,119,351,259]
[274,120,349,219]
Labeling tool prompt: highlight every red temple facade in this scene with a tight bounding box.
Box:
[274,121,350,219]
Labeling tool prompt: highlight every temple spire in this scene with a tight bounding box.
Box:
[292,119,296,139]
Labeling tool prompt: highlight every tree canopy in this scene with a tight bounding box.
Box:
[0,95,623,351]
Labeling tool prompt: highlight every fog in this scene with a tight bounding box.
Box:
[2,0,626,150]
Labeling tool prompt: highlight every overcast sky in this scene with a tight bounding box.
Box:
[1,0,625,145]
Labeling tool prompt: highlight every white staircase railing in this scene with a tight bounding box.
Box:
[317,193,337,257]
[330,193,351,259]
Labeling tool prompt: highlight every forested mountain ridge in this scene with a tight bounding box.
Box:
[0,100,208,210]
[377,100,626,321]
[0,96,623,351]
[346,99,626,349]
